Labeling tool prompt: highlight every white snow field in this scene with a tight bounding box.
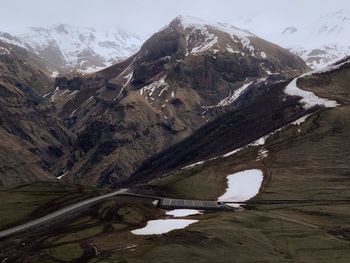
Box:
[284,75,339,109]
[218,169,264,202]
[131,219,198,235]
[165,209,203,217]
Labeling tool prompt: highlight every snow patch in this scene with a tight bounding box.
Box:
[0,46,11,55]
[292,113,312,125]
[50,71,59,78]
[57,171,69,180]
[158,86,168,97]
[202,82,253,110]
[187,29,218,55]
[257,148,269,160]
[284,72,339,109]
[0,24,143,70]
[131,219,198,235]
[217,82,253,107]
[178,16,255,55]
[222,148,243,158]
[140,76,169,99]
[218,169,263,202]
[240,38,254,52]
[123,71,133,87]
[166,209,202,217]
[182,161,206,170]
[226,44,240,54]
[70,108,78,117]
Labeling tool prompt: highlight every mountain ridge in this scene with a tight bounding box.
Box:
[45,16,308,186]
[0,24,143,75]
[234,9,350,69]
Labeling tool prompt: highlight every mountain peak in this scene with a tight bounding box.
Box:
[172,15,209,28]
[171,15,254,37]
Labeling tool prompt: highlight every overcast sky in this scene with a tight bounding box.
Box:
[0,0,349,38]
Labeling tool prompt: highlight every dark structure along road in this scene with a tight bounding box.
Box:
[159,198,230,210]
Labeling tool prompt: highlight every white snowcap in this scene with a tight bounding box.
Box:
[174,15,255,38]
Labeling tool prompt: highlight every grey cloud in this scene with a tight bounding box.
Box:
[0,0,348,37]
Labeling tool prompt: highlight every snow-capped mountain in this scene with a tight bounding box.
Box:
[279,10,350,69]
[0,24,143,75]
[233,10,350,69]
[47,15,307,185]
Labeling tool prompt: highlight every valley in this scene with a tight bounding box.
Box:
[0,7,350,263]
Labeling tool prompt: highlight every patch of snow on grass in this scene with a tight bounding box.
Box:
[183,111,316,169]
[184,131,270,168]
[131,219,198,235]
[250,136,267,147]
[260,51,267,59]
[222,133,269,158]
[182,160,206,170]
[222,147,244,158]
[284,68,340,109]
[285,77,338,109]
[292,114,312,125]
[218,169,263,202]
[166,209,202,217]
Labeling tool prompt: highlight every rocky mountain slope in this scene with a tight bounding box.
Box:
[0,41,73,187]
[0,24,143,75]
[131,58,346,184]
[47,16,308,186]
